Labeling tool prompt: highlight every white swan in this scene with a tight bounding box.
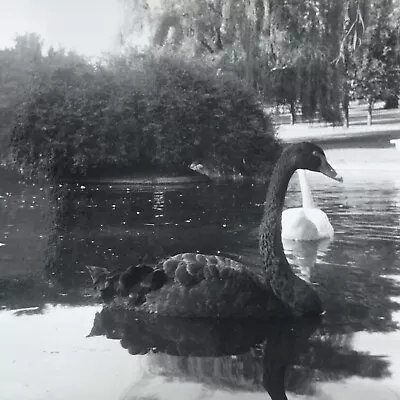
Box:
[281,170,334,241]
[390,139,400,151]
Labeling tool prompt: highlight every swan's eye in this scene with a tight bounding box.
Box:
[312,150,320,157]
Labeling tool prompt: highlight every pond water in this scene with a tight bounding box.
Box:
[1,146,400,400]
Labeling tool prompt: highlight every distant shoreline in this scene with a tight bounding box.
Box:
[279,123,400,148]
[72,173,210,185]
[0,165,212,185]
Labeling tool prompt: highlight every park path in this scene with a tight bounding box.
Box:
[278,121,400,145]
[275,101,400,145]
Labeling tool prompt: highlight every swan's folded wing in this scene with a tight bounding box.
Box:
[140,253,280,318]
[158,252,249,287]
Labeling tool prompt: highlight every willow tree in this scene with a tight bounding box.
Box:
[117,0,273,83]
[264,0,370,125]
[332,0,369,126]
[117,0,371,125]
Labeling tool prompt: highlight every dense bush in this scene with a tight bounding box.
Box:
[10,49,281,181]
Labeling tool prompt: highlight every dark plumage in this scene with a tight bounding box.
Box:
[87,264,168,304]
[87,142,342,318]
[119,264,154,296]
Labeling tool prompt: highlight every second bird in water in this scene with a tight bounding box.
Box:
[281,170,334,241]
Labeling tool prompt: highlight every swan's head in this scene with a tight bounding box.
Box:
[287,142,343,182]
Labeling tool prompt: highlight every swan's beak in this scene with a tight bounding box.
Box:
[319,157,343,182]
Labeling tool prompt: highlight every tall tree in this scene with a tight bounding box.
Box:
[350,0,400,124]
[118,0,385,126]
[0,33,44,156]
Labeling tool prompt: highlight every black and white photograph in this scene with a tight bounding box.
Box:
[1,1,400,399]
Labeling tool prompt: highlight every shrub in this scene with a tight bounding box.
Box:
[10,49,281,181]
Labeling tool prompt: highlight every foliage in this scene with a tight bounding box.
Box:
[119,0,400,124]
[9,43,280,181]
[133,51,281,177]
[118,0,374,124]
[0,33,44,157]
[350,1,400,106]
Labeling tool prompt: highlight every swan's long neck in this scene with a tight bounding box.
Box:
[259,155,296,269]
[297,170,315,208]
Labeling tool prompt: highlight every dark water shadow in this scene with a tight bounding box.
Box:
[88,308,390,399]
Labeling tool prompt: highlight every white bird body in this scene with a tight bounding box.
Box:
[281,170,334,241]
[390,139,400,151]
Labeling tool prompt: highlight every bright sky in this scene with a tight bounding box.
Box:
[0,0,126,58]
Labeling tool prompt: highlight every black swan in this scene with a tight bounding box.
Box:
[87,142,342,318]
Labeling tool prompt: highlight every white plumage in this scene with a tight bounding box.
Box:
[281,170,334,241]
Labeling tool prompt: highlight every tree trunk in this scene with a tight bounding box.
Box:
[290,102,296,125]
[342,92,350,128]
[367,97,373,125]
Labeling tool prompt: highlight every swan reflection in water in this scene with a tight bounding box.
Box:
[283,238,332,282]
[88,309,321,400]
